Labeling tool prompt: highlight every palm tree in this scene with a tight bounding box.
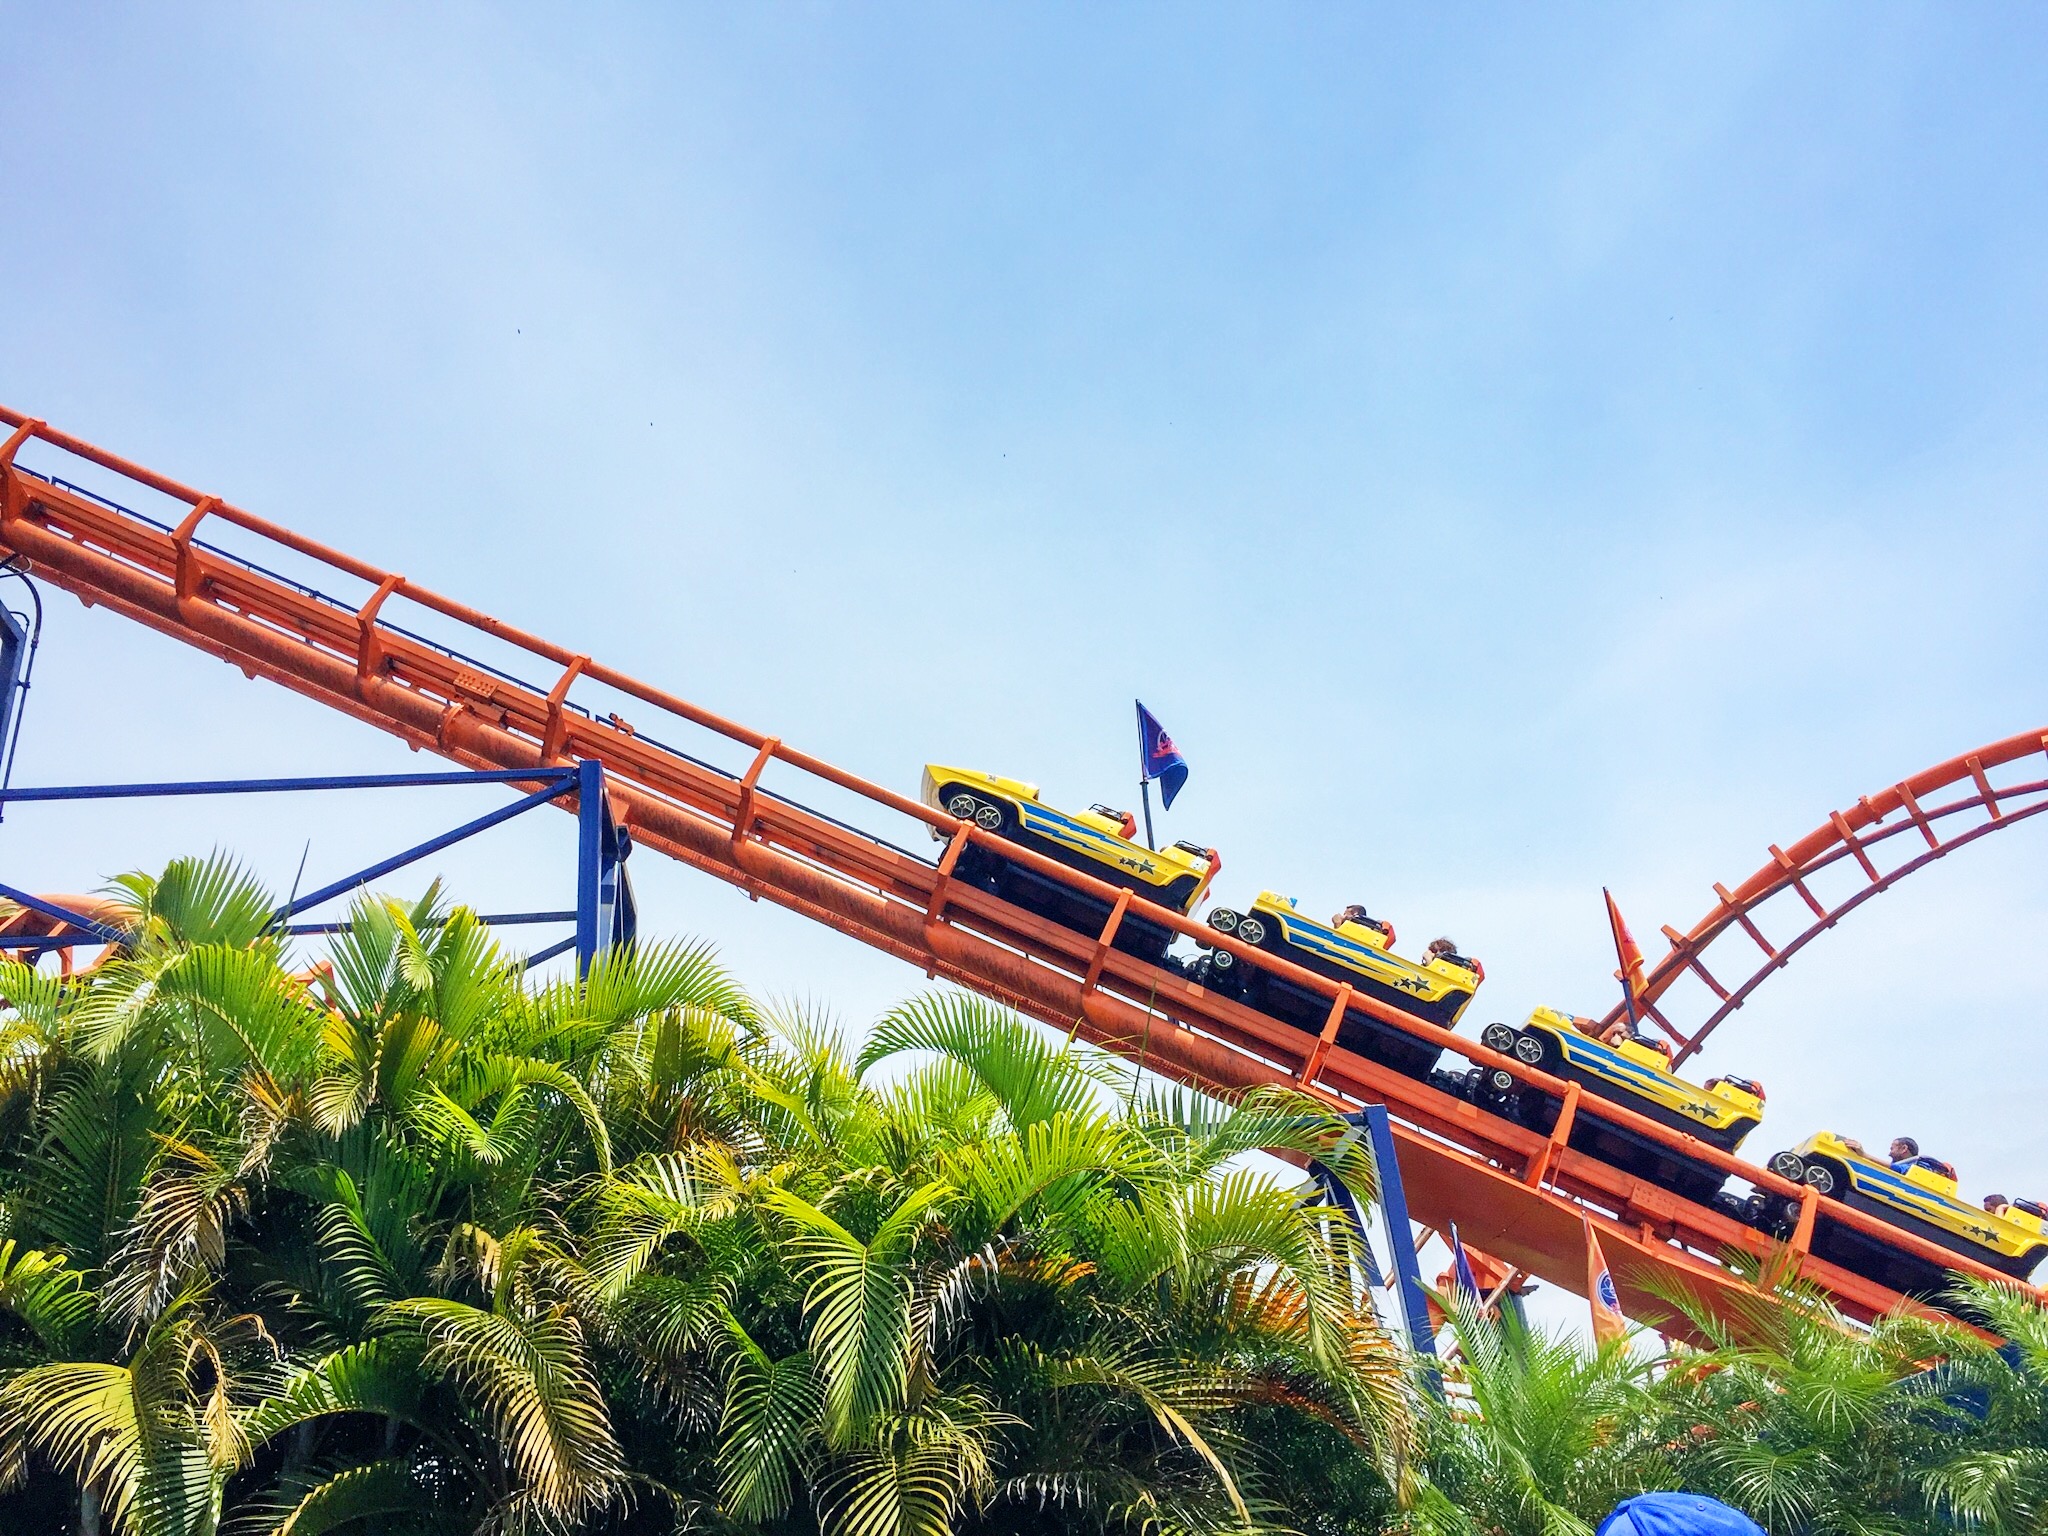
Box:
[705,990,1415,1536]
[0,856,1419,1535]
[1915,1276,2048,1534]
[1398,1295,1663,1536]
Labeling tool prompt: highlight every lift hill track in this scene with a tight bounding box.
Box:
[2,405,2039,1338]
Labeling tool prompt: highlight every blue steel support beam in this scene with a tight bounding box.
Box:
[0,768,573,803]
[574,758,637,977]
[0,882,125,943]
[280,909,576,936]
[278,777,576,921]
[576,757,603,975]
[525,934,579,971]
[1355,1103,1440,1371]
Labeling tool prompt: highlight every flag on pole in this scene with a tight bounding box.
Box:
[1584,1214,1629,1348]
[1603,887,1646,1027]
[1135,701,1189,809]
[1448,1222,1483,1311]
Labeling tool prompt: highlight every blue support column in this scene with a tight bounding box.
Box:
[576,758,603,975]
[1357,1103,1440,1370]
[574,758,637,977]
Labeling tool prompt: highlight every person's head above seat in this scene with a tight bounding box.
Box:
[1891,1136,1920,1163]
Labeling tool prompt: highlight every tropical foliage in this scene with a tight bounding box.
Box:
[1394,1261,2048,1536]
[3,858,2047,1536]
[0,857,1414,1536]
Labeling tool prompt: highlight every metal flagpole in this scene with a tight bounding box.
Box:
[1135,699,1157,849]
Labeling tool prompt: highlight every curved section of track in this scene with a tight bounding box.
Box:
[0,405,2031,1339]
[1598,733,2048,1066]
[0,893,125,973]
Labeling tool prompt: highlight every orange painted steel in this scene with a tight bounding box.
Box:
[0,406,2031,1339]
[1597,731,2048,1065]
[0,894,125,975]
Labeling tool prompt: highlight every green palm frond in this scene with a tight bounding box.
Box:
[857,992,1112,1131]
[422,1052,613,1177]
[413,907,516,1047]
[256,1458,436,1536]
[559,937,756,1035]
[292,1148,436,1319]
[1920,1445,2048,1532]
[717,1320,823,1522]
[765,1181,953,1440]
[108,1138,251,1324]
[69,956,171,1061]
[1090,1168,1358,1369]
[381,1296,625,1520]
[153,944,326,1091]
[0,1238,95,1356]
[940,1107,1156,1238]
[584,1146,745,1299]
[0,1312,222,1536]
[1044,1344,1253,1525]
[104,852,276,952]
[816,1395,1006,1536]
[1167,1083,1378,1199]
[321,888,512,1040]
[615,1269,739,1364]
[28,1047,170,1271]
[238,1339,428,1449]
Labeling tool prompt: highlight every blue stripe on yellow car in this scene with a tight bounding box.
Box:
[1554,1033,1681,1096]
[1846,1163,2001,1240]
[1547,1030,1746,1129]
[1271,911,1446,996]
[1016,802,1172,885]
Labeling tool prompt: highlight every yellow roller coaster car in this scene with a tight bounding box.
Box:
[1194,892,1480,1079]
[920,765,1219,962]
[1473,1006,1765,1205]
[1761,1132,2048,1293]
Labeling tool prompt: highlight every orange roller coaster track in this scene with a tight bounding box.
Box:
[1600,732,2048,1066]
[0,406,2034,1339]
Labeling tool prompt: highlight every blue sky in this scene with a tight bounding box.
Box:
[4,5,2046,1310]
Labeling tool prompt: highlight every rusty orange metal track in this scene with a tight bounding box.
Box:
[0,406,2030,1338]
[1598,732,2048,1066]
[0,893,124,976]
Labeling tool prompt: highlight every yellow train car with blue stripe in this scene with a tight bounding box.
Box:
[1473,1006,1766,1205]
[1194,892,1481,1079]
[921,765,1219,963]
[1759,1133,2048,1296]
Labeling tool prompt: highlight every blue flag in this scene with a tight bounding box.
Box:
[1135,700,1189,810]
[1449,1222,1483,1308]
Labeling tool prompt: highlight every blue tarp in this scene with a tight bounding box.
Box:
[1598,1492,1767,1536]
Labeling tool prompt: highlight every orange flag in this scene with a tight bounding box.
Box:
[1584,1214,1629,1348]
[1603,887,1646,1022]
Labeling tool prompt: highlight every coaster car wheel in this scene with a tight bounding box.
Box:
[945,790,1010,835]
[1235,913,1270,946]
[1802,1156,1850,1199]
[1479,1021,1518,1055]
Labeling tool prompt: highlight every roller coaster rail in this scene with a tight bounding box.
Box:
[0,405,2036,1340]
[1595,733,2048,1066]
